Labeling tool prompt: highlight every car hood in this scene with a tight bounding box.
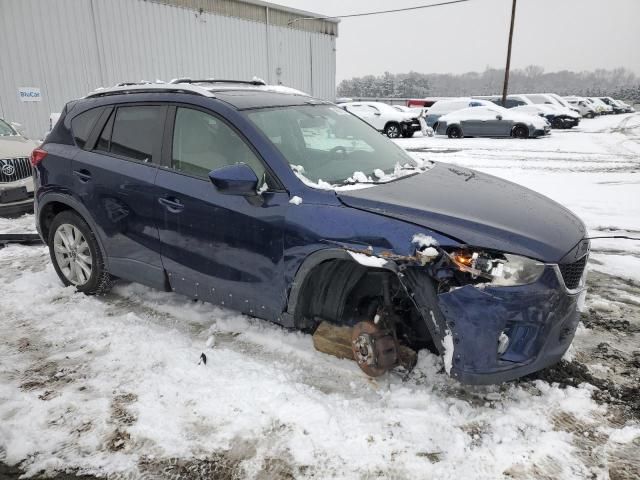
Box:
[337,163,585,262]
[0,135,38,158]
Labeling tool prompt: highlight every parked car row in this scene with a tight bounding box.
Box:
[399,92,635,139]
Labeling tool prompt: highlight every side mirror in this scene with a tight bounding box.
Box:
[208,163,258,196]
[496,114,503,120]
[374,112,381,116]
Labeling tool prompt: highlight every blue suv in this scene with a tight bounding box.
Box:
[33,80,589,384]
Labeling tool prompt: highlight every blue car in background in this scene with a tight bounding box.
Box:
[32,80,589,384]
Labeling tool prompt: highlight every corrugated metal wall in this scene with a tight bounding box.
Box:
[0,0,337,139]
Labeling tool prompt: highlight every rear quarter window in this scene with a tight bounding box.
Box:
[71,108,103,148]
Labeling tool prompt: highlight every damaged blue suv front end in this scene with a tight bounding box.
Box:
[434,248,587,384]
[334,163,589,385]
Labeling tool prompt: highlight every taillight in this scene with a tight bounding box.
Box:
[30,148,48,167]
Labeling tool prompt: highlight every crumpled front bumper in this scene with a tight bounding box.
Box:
[436,265,583,385]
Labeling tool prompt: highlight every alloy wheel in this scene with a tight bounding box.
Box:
[386,124,400,138]
[53,223,93,286]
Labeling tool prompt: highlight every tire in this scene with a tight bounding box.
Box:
[401,131,415,138]
[384,122,401,138]
[48,210,114,295]
[512,124,529,139]
[447,125,462,139]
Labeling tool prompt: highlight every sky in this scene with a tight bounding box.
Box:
[274,0,640,81]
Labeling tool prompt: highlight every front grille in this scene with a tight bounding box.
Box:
[559,255,587,290]
[0,157,32,183]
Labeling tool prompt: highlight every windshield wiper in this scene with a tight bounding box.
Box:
[377,170,422,184]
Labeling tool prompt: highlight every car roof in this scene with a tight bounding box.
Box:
[84,80,325,110]
[212,90,326,110]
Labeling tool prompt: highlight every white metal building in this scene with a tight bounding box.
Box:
[0,0,338,138]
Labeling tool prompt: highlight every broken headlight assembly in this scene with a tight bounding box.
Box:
[446,249,545,287]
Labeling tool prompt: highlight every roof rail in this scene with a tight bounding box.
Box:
[170,78,267,86]
[85,82,215,99]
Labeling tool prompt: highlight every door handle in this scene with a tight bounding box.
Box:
[73,169,92,182]
[158,196,184,213]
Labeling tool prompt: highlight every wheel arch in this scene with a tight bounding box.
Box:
[446,123,463,136]
[511,123,530,137]
[38,194,110,268]
[283,248,445,357]
[383,120,401,134]
[284,248,398,330]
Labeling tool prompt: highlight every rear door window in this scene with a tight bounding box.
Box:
[94,106,165,163]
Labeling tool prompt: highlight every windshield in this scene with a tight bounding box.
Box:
[0,119,17,136]
[246,105,430,188]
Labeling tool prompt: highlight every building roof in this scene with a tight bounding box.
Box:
[149,0,339,36]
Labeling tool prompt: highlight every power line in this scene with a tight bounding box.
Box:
[287,0,473,25]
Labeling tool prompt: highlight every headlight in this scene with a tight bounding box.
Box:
[448,250,545,286]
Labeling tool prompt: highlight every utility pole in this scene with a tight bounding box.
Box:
[501,0,517,106]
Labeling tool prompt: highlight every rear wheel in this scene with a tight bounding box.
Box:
[385,122,401,138]
[447,125,462,138]
[48,210,114,295]
[512,124,529,139]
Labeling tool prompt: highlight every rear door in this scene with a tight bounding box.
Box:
[459,108,489,136]
[154,105,288,319]
[483,108,513,137]
[71,104,167,289]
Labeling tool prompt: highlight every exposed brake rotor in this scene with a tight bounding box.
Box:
[351,320,398,377]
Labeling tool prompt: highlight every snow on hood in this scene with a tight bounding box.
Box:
[291,158,436,192]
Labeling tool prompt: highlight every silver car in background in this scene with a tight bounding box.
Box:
[0,119,39,216]
[435,105,550,139]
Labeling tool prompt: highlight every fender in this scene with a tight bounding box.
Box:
[37,192,110,270]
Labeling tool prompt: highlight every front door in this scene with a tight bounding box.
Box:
[155,106,287,319]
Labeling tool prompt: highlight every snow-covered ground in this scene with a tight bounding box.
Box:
[1,114,639,479]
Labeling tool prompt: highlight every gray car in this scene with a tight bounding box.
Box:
[0,119,39,216]
[435,105,550,139]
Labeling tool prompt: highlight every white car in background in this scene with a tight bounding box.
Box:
[586,97,614,114]
[435,104,550,139]
[564,96,598,118]
[0,118,39,216]
[544,93,582,115]
[338,101,423,138]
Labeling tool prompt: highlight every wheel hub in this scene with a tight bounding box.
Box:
[351,321,398,377]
